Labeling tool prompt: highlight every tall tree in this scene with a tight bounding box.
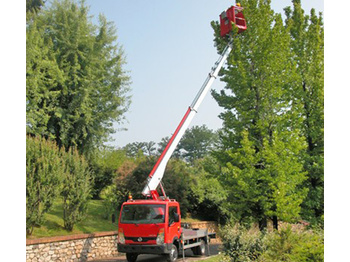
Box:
[211,0,307,229]
[26,18,63,138]
[26,0,131,155]
[178,125,218,163]
[284,0,324,223]
[26,0,46,13]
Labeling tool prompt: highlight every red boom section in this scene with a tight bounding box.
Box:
[148,107,192,179]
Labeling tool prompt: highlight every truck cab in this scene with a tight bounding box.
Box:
[117,198,181,262]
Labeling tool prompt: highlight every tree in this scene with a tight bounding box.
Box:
[61,148,92,231]
[26,136,63,235]
[89,148,128,199]
[157,136,181,158]
[26,0,46,13]
[26,18,63,138]
[188,158,228,222]
[211,0,308,229]
[284,0,324,223]
[178,125,218,163]
[26,0,131,155]
[123,141,156,157]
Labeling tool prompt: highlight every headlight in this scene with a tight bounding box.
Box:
[118,228,125,244]
[156,228,165,245]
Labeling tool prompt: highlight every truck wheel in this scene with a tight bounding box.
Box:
[166,244,178,262]
[192,240,206,256]
[126,253,138,262]
[198,240,206,256]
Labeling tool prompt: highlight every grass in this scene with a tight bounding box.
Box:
[28,199,117,239]
[201,254,225,262]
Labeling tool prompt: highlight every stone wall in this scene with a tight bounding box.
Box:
[26,231,118,262]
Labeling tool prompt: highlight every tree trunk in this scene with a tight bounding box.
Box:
[258,218,267,231]
[273,215,278,230]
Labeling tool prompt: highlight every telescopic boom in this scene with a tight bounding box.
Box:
[142,4,247,199]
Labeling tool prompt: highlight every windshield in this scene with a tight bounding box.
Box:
[121,204,165,224]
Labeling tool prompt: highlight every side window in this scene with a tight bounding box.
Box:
[168,206,178,225]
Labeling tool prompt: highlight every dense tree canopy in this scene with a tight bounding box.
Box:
[26,0,131,155]
[210,0,322,228]
[284,0,324,223]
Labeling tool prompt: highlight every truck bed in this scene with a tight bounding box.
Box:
[181,228,215,240]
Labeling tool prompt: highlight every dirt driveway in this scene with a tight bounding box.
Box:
[90,244,222,262]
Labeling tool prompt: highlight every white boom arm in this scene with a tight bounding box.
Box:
[142,40,234,197]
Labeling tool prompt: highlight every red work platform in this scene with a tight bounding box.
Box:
[220,5,247,37]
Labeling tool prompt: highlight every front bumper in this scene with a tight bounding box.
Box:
[118,243,173,254]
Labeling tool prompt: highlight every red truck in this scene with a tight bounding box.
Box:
[117,4,246,262]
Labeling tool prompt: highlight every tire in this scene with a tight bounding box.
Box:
[192,240,206,256]
[166,244,178,262]
[126,253,138,262]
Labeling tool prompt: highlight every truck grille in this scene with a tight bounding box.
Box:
[125,236,157,243]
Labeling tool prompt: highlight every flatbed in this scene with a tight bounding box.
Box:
[180,228,216,260]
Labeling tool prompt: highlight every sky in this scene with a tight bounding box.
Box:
[84,0,324,148]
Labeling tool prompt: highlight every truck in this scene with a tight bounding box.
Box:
[117,4,247,262]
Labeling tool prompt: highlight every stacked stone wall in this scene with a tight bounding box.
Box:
[26,231,118,262]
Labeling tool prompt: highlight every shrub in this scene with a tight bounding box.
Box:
[100,184,125,220]
[26,136,63,235]
[61,149,92,231]
[259,225,324,262]
[220,224,265,261]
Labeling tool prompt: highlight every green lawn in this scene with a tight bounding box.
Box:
[28,199,117,239]
[202,254,225,262]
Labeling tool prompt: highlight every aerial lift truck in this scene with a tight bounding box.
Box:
[117,4,247,262]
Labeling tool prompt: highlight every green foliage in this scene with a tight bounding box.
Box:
[26,0,131,155]
[211,0,313,228]
[123,141,157,157]
[284,1,324,223]
[61,149,92,231]
[178,125,218,163]
[220,223,324,262]
[26,136,63,235]
[89,148,128,198]
[260,225,324,262]
[220,224,265,262]
[100,184,123,220]
[26,0,46,13]
[26,18,63,139]
[161,160,193,216]
[188,159,227,222]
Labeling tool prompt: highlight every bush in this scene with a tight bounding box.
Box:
[220,224,265,261]
[259,225,324,262]
[100,184,124,220]
[26,136,63,235]
[61,149,92,231]
[220,223,324,262]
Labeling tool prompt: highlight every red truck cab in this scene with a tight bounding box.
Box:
[118,198,181,262]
